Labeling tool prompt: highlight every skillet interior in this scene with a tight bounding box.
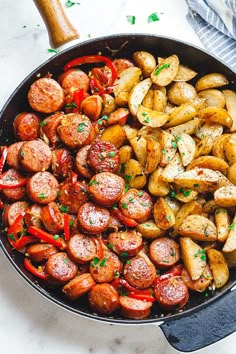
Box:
[1,34,236,324]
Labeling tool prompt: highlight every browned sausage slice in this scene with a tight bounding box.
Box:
[57,113,92,149]
[63,273,96,301]
[13,112,41,141]
[41,202,64,233]
[2,201,28,226]
[90,250,122,283]
[6,142,24,169]
[123,255,156,289]
[39,112,63,147]
[88,172,125,207]
[26,243,58,263]
[28,78,65,113]
[112,58,135,75]
[58,69,90,95]
[119,189,153,223]
[26,172,59,204]
[181,266,213,292]
[149,237,180,269]
[75,145,93,179]
[77,202,110,234]
[19,140,52,172]
[108,230,143,256]
[67,234,96,263]
[119,296,152,319]
[88,283,119,315]
[1,169,26,201]
[154,276,189,309]
[45,252,78,283]
[87,141,120,173]
[24,204,43,228]
[58,181,88,214]
[51,148,73,178]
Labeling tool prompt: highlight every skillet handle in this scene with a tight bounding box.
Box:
[160,288,236,352]
[34,0,79,48]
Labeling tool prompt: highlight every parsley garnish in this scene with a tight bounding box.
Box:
[88,180,99,186]
[180,188,191,197]
[69,220,74,227]
[48,48,58,54]
[8,233,16,241]
[148,12,160,23]
[162,148,166,155]
[97,115,109,125]
[38,193,47,200]
[108,151,117,157]
[100,258,108,267]
[121,202,128,210]
[77,123,87,132]
[40,120,46,126]
[194,249,206,261]
[170,191,177,198]
[166,215,171,222]
[154,63,170,76]
[138,191,144,197]
[121,252,129,257]
[89,218,95,225]
[127,15,136,25]
[108,243,114,250]
[228,222,235,230]
[129,197,134,203]
[65,0,80,7]
[193,183,199,188]
[176,135,182,142]
[65,102,77,109]
[90,257,100,267]
[63,258,69,264]
[120,162,125,174]
[59,205,69,213]
[114,270,120,277]
[20,150,24,157]
[143,117,150,123]
[53,234,60,240]
[171,140,177,149]
[126,260,131,264]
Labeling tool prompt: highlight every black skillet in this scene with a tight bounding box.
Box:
[1,34,236,353]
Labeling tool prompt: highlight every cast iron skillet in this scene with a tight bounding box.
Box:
[1,34,236,352]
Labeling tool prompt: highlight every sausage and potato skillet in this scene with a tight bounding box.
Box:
[1,35,236,347]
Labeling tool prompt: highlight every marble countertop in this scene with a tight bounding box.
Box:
[0,1,236,353]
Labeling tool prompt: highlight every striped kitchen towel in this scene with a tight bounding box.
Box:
[186,0,236,71]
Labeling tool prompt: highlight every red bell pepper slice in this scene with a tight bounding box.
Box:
[64,213,70,241]
[7,212,25,247]
[64,55,118,84]
[128,293,156,303]
[91,236,104,259]
[110,207,138,227]
[14,235,38,251]
[111,278,153,295]
[0,177,28,189]
[24,257,48,280]
[153,264,183,286]
[28,226,65,248]
[0,197,4,209]
[0,146,8,174]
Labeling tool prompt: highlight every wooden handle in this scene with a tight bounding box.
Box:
[34,0,79,48]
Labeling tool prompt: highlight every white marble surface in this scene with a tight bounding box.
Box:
[0,1,236,353]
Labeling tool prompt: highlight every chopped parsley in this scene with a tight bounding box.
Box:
[170,248,176,257]
[142,112,148,117]
[154,63,170,76]
[88,180,99,186]
[90,257,100,267]
[8,233,16,241]
[77,122,87,132]
[194,249,206,261]
[69,220,74,227]
[108,243,114,250]
[166,215,171,222]
[89,218,95,225]
[108,151,117,157]
[126,15,136,25]
[40,120,46,126]
[126,260,131,265]
[121,202,128,210]
[63,258,69,264]
[125,175,132,183]
[148,12,160,23]
[38,192,47,200]
[162,148,166,155]
[98,154,105,161]
[114,270,120,277]
[171,140,177,149]
[193,183,199,188]
[176,135,182,142]
[138,191,144,197]
[65,0,80,7]
[97,115,109,125]
[59,205,69,213]
[170,191,177,198]
[228,222,235,230]
[100,258,108,267]
[129,197,134,203]
[200,134,205,139]
[48,48,59,54]
[180,187,192,197]
[143,117,150,123]
[65,102,77,109]
[121,252,129,257]
[53,234,60,240]
[20,150,24,157]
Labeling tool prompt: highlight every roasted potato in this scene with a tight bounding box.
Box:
[153,197,175,230]
[198,89,226,108]
[168,82,197,106]
[129,78,152,116]
[227,162,236,185]
[136,105,169,127]
[180,237,206,280]
[195,121,223,140]
[212,134,230,159]
[207,249,229,288]
[148,167,170,196]
[153,87,167,112]
[164,103,197,128]
[159,130,177,166]
[161,153,184,182]
[195,73,229,92]
[101,124,126,148]
[171,200,202,237]
[144,137,161,174]
[223,215,236,252]
[215,208,230,242]
[224,135,236,165]
[151,55,180,86]
[223,89,236,132]
[136,220,165,239]
[214,186,236,207]
[133,51,156,78]
[129,136,147,167]
[124,159,146,189]
[174,168,219,193]
[178,214,217,241]
[174,64,197,82]
[186,156,229,173]
[167,118,202,137]
[176,133,196,166]
[117,145,133,176]
[101,94,116,115]
[195,135,214,157]
[142,89,154,109]
[113,66,142,97]
[198,107,232,128]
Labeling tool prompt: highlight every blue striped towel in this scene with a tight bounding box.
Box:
[186,0,236,71]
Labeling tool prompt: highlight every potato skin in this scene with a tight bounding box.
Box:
[133,51,156,78]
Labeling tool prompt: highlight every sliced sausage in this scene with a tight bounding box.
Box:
[75,145,93,179]
[1,169,26,201]
[112,58,135,75]
[13,112,41,141]
[58,181,88,214]
[67,234,96,263]
[41,202,64,233]
[88,172,125,207]
[51,148,73,178]
[26,243,58,263]
[2,201,28,226]
[181,265,213,292]
[58,69,90,95]
[28,78,65,113]
[6,142,24,169]
[87,141,120,173]
[26,172,59,204]
[90,250,122,283]
[149,237,180,270]
[88,283,119,315]
[19,140,52,172]
[80,95,103,121]
[123,255,156,289]
[119,189,153,223]
[107,108,129,126]
[39,112,63,147]
[63,273,96,301]
[107,215,123,231]
[77,202,110,234]
[154,276,189,309]
[57,113,92,149]
[108,230,143,257]
[45,252,78,283]
[24,204,43,228]
[119,296,152,319]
